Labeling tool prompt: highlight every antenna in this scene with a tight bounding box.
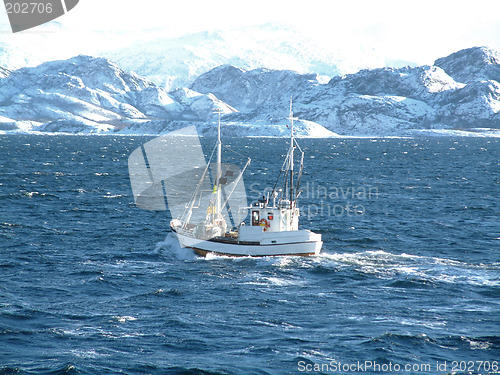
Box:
[286,96,298,207]
[215,109,223,144]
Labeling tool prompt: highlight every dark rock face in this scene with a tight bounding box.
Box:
[191,47,500,134]
[435,46,500,84]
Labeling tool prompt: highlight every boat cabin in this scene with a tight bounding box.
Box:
[248,200,299,233]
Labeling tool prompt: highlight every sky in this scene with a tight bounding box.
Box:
[1,0,500,68]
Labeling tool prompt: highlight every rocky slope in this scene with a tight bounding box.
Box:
[101,24,378,90]
[191,47,500,134]
[435,47,500,84]
[0,55,235,133]
[1,47,499,136]
[0,67,10,78]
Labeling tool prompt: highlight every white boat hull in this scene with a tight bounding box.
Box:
[172,230,322,257]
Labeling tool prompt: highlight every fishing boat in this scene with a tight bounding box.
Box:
[170,100,323,257]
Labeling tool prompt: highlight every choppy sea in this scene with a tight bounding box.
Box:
[0,135,499,374]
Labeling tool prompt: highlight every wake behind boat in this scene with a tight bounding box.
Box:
[170,100,323,257]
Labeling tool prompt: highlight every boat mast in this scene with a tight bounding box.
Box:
[216,109,222,219]
[288,97,295,207]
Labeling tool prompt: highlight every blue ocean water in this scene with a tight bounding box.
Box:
[0,135,499,375]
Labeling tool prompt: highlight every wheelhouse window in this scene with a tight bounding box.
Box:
[251,210,260,226]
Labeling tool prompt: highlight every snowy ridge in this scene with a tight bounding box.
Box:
[109,119,339,138]
[1,47,499,137]
[0,56,237,133]
[0,23,393,88]
[435,46,500,84]
[101,25,353,91]
[192,47,500,135]
[0,67,10,78]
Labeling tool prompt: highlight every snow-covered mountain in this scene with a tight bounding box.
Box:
[0,22,407,90]
[434,47,500,84]
[0,67,10,78]
[0,39,43,71]
[101,24,395,91]
[191,65,320,114]
[1,47,499,136]
[0,55,236,133]
[0,54,336,137]
[190,47,500,134]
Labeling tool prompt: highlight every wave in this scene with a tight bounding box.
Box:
[364,332,435,348]
[371,333,500,353]
[152,237,498,288]
[318,250,500,286]
[0,363,78,375]
[112,315,137,323]
[154,233,197,260]
[161,366,239,375]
